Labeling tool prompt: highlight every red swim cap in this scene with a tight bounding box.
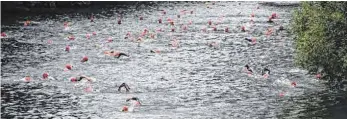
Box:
[316,73,322,79]
[225,27,229,33]
[122,106,128,112]
[208,20,212,25]
[213,26,217,31]
[42,72,49,79]
[291,81,297,87]
[271,13,277,19]
[65,64,72,70]
[25,76,31,82]
[241,26,246,32]
[70,77,77,82]
[279,92,285,97]
[1,32,6,37]
[65,45,70,52]
[183,25,187,30]
[81,56,88,62]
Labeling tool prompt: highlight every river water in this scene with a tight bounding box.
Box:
[1,1,346,119]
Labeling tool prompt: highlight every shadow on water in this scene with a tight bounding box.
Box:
[1,1,347,119]
[1,83,81,118]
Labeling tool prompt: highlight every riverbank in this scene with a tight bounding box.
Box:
[1,1,159,25]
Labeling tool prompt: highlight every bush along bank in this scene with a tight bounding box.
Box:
[291,2,347,87]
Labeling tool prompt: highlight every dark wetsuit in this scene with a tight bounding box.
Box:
[244,38,252,42]
[116,53,128,58]
[118,83,130,92]
[126,97,139,102]
[77,76,87,81]
[110,51,129,58]
[262,68,270,75]
[245,65,253,73]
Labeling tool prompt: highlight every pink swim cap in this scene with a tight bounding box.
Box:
[81,56,88,62]
[65,64,72,70]
[70,77,77,82]
[42,72,49,79]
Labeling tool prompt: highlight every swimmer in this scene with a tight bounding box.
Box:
[158,18,162,23]
[244,37,256,44]
[21,76,31,82]
[90,15,94,22]
[70,75,95,82]
[81,56,88,62]
[126,97,141,105]
[241,26,246,32]
[262,67,270,76]
[122,106,129,112]
[118,83,130,92]
[208,42,218,48]
[225,27,229,33]
[150,49,160,53]
[65,45,70,52]
[104,50,129,58]
[244,65,253,74]
[1,32,7,38]
[118,19,121,25]
[68,35,75,40]
[279,26,284,31]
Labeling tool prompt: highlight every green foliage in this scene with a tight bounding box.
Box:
[291,2,347,81]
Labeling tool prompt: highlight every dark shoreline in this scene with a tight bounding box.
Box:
[1,1,160,25]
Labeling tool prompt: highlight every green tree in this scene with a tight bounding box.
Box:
[291,2,347,83]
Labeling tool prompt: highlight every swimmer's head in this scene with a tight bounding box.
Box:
[81,56,88,62]
[241,26,246,31]
[244,65,250,69]
[65,45,70,52]
[316,73,322,79]
[271,13,277,19]
[279,26,284,30]
[70,77,77,82]
[42,72,49,79]
[65,64,72,70]
[1,32,6,37]
[122,106,128,112]
[291,81,297,87]
[25,76,31,81]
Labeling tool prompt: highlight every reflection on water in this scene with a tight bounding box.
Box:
[1,1,346,119]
